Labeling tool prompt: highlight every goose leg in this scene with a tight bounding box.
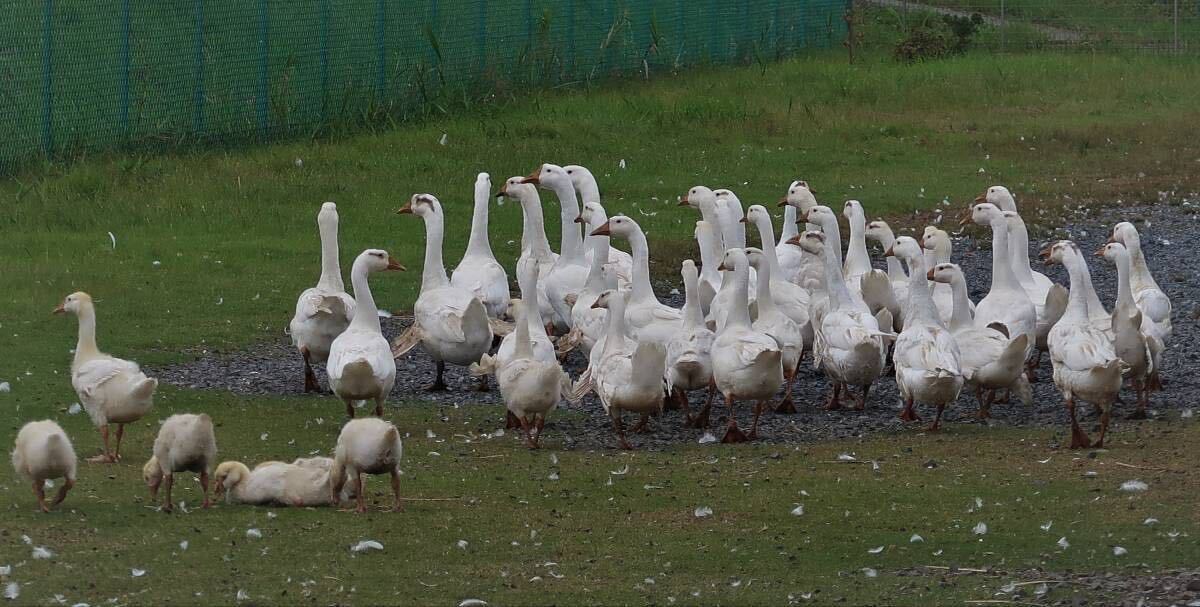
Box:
[854,384,870,411]
[720,395,748,443]
[162,472,175,513]
[823,383,844,411]
[534,415,546,448]
[776,361,801,414]
[33,480,48,513]
[1094,406,1111,449]
[1066,397,1092,449]
[390,469,403,512]
[301,346,320,393]
[631,414,651,434]
[747,400,765,440]
[674,388,695,425]
[977,389,994,420]
[51,478,73,508]
[688,381,716,429]
[519,415,537,449]
[899,397,921,422]
[1127,378,1148,420]
[355,476,367,514]
[374,397,385,417]
[505,410,522,429]
[1026,349,1041,382]
[427,361,448,392]
[475,374,490,392]
[612,412,633,450]
[88,425,115,463]
[113,424,125,462]
[344,399,356,419]
[927,404,945,432]
[200,471,211,509]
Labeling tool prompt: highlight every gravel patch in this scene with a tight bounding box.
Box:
[151,202,1200,451]
[893,565,1200,606]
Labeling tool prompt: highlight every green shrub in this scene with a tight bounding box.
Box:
[892,13,983,62]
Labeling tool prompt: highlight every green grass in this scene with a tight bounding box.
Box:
[4,52,1200,604]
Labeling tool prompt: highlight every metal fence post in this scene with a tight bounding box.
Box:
[319,0,329,120]
[375,0,385,99]
[193,0,205,133]
[257,0,269,137]
[41,0,53,156]
[476,0,487,74]
[566,0,576,76]
[119,0,130,138]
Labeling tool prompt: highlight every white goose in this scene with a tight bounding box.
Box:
[564,203,620,356]
[714,189,748,250]
[327,249,405,417]
[491,296,575,449]
[979,186,1056,293]
[1096,242,1163,420]
[392,194,494,391]
[864,219,908,330]
[592,216,683,345]
[56,292,158,463]
[841,200,875,290]
[11,420,76,512]
[475,258,557,374]
[919,227,970,324]
[450,172,510,319]
[963,202,1037,357]
[589,290,669,450]
[744,205,811,329]
[498,175,557,328]
[1110,222,1172,346]
[290,202,356,393]
[887,237,964,431]
[694,220,723,315]
[746,248,804,414]
[666,260,716,426]
[1042,241,1123,449]
[522,163,590,331]
[710,248,784,442]
[774,203,804,284]
[778,180,823,290]
[928,262,1032,417]
[563,164,634,283]
[789,231,892,410]
[330,417,403,513]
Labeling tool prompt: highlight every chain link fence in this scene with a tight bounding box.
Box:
[0,0,850,172]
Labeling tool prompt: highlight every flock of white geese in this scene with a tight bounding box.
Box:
[13,163,1174,514]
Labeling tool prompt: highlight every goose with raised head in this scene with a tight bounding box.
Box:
[801,205,876,326]
[864,219,908,330]
[962,202,1037,357]
[55,292,158,463]
[978,186,1055,293]
[290,202,356,393]
[592,216,683,345]
[521,163,591,331]
[562,202,621,356]
[1109,222,1172,346]
[563,164,634,284]
[788,231,893,410]
[1041,241,1123,449]
[1096,242,1163,419]
[710,248,784,442]
[775,203,805,284]
[450,172,510,320]
[589,290,669,450]
[928,263,1032,418]
[778,180,823,290]
[666,260,716,426]
[474,257,557,375]
[714,189,748,251]
[919,227,971,324]
[744,205,812,329]
[391,195,493,391]
[694,220,723,315]
[841,200,875,288]
[886,238,964,430]
[497,176,558,328]
[746,248,804,414]
[490,296,575,449]
[327,249,405,417]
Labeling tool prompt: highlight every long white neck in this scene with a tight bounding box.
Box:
[725,258,753,330]
[517,262,550,343]
[600,296,629,356]
[1112,251,1135,312]
[73,303,100,365]
[584,229,609,291]
[583,203,612,260]
[1007,215,1037,284]
[681,266,705,329]
[946,272,974,332]
[511,299,534,360]
[903,253,941,327]
[420,211,450,291]
[820,245,854,312]
[1061,252,1092,324]
[549,182,584,262]
[814,215,846,274]
[576,172,601,203]
[518,191,553,260]
[1078,253,1107,317]
[1124,232,1161,292]
[464,185,495,259]
[844,209,872,277]
[625,225,655,304]
[876,230,904,280]
[751,258,779,318]
[988,220,1020,291]
[750,215,784,278]
[696,224,722,285]
[722,201,746,249]
[696,202,726,251]
[316,215,344,292]
[778,206,798,245]
[349,258,382,333]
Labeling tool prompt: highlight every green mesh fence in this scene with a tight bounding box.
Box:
[2,0,849,171]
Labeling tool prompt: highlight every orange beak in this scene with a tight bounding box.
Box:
[917,237,926,249]
[386,256,406,271]
[573,215,584,224]
[801,210,812,223]
[1093,246,1106,258]
[738,217,747,224]
[52,303,65,315]
[1039,245,1055,265]
[958,208,973,226]
[884,245,895,257]
[1106,233,1118,244]
[678,195,690,207]
[974,192,986,203]
[396,201,414,215]
[785,235,802,247]
[716,262,729,272]
[519,167,542,185]
[926,267,936,281]
[591,221,611,237]
[777,195,789,206]
[495,182,509,198]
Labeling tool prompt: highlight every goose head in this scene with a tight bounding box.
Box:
[1095,241,1130,265]
[787,230,826,256]
[1108,221,1141,248]
[743,247,767,273]
[743,204,771,228]
[803,205,838,230]
[681,259,699,282]
[842,199,865,221]
[590,215,638,240]
[396,193,441,219]
[920,227,950,252]
[927,262,962,284]
[714,189,743,211]
[961,201,1002,227]
[717,248,749,273]
[976,185,1017,212]
[864,220,894,244]
[474,172,492,200]
[679,185,716,210]
[521,163,569,191]
[212,461,251,501]
[576,202,607,227]
[354,249,406,273]
[496,176,538,202]
[885,236,923,261]
[591,288,622,310]
[318,201,339,224]
[53,291,92,315]
[564,165,600,200]
[1040,240,1078,267]
[142,456,163,498]
[778,180,817,211]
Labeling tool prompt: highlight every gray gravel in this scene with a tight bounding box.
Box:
[152,201,1200,450]
[894,565,1200,606]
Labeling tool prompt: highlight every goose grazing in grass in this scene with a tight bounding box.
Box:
[56,292,157,463]
[591,215,682,345]
[1041,241,1123,449]
[1096,242,1163,419]
[667,260,716,426]
[928,263,1031,418]
[392,194,494,391]
[522,163,590,332]
[450,172,510,320]
[887,237,964,431]
[11,420,76,512]
[498,175,557,328]
[961,202,1037,359]
[1109,222,1172,346]
[564,164,634,285]
[331,417,404,513]
[290,202,356,393]
[491,295,575,449]
[329,249,404,417]
[142,413,217,512]
[746,247,804,414]
[588,289,669,450]
[709,248,783,442]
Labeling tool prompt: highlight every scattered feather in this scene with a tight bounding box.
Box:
[246,528,262,539]
[1040,521,1053,531]
[32,546,53,560]
[1113,546,1128,556]
[1057,537,1070,549]
[456,540,469,550]
[867,546,884,554]
[458,601,488,607]
[67,403,81,415]
[1120,480,1149,492]
[108,231,117,250]
[837,453,857,462]
[694,506,713,518]
[131,568,146,578]
[610,465,629,476]
[426,429,437,439]
[350,540,383,553]
[438,133,448,146]
[0,382,9,394]
[549,454,558,465]
[259,433,268,441]
[910,534,924,543]
[1143,518,1159,526]
[236,589,249,601]
[698,432,717,444]
[618,159,626,169]
[973,522,988,535]
[790,505,804,516]
[4,582,18,600]
[548,472,559,481]
[862,568,878,578]
[179,540,188,551]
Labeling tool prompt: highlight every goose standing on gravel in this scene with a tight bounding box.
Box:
[564,202,620,356]
[928,263,1031,417]
[522,163,590,332]
[775,204,804,285]
[450,173,510,320]
[778,180,823,290]
[564,164,634,284]
[56,292,158,463]
[709,248,783,442]
[746,248,804,414]
[290,202,356,393]
[919,227,972,325]
[498,175,557,328]
[1109,222,1172,346]
[694,220,724,315]
[864,220,909,330]
[592,216,682,344]
[490,296,575,449]
[328,249,405,417]
[11,420,76,512]
[1042,241,1123,449]
[472,258,557,383]
[588,290,669,450]
[1096,242,1163,419]
[744,205,811,328]
[667,260,716,426]
[962,202,1037,357]
[887,237,964,431]
[392,195,494,391]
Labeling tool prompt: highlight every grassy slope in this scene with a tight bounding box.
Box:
[3,52,1200,604]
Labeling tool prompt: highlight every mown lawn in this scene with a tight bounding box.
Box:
[3,51,1200,604]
